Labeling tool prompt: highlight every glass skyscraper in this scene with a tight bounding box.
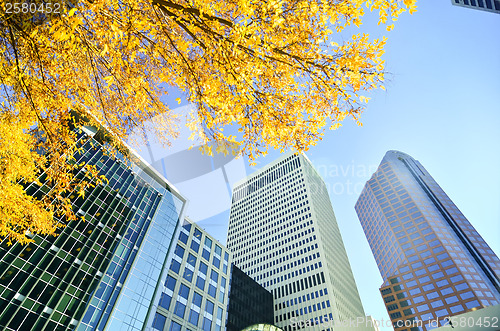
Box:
[355,150,500,330]
[227,152,370,331]
[0,125,186,331]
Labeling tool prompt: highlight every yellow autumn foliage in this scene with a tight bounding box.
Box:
[0,0,416,243]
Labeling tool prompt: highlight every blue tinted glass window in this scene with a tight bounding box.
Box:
[174,245,185,258]
[165,275,176,290]
[179,284,190,299]
[170,321,181,331]
[189,309,200,326]
[179,232,188,244]
[205,300,215,314]
[441,287,453,296]
[183,223,192,232]
[193,292,203,307]
[199,262,208,275]
[174,301,186,318]
[171,321,182,331]
[196,276,205,290]
[215,245,222,255]
[152,313,166,330]
[159,293,171,310]
[465,300,480,309]
[170,260,181,274]
[450,304,464,313]
[223,263,227,274]
[212,257,220,269]
[224,252,229,262]
[202,248,210,261]
[187,253,197,267]
[202,317,212,331]
[191,240,200,253]
[211,270,218,282]
[183,268,194,282]
[208,284,216,297]
[205,237,212,248]
[194,228,202,240]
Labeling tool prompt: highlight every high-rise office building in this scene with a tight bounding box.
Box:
[149,218,231,331]
[355,150,500,330]
[0,125,186,331]
[451,0,500,14]
[227,152,368,331]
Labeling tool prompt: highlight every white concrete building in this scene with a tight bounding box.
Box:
[227,152,371,331]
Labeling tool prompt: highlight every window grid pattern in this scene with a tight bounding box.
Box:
[152,220,230,331]
[227,152,366,331]
[355,151,500,331]
[0,129,185,331]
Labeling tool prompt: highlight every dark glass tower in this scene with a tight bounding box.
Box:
[355,151,500,330]
[226,264,274,331]
[0,126,186,331]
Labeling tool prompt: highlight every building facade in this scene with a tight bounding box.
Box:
[451,0,500,14]
[149,218,231,331]
[227,152,368,331]
[0,126,186,331]
[226,264,274,331]
[355,150,500,330]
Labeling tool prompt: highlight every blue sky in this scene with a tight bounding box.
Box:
[135,1,500,329]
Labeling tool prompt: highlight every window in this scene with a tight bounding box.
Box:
[192,292,202,307]
[416,304,429,312]
[194,228,202,240]
[196,276,205,290]
[212,256,220,269]
[170,321,182,331]
[202,317,212,331]
[170,260,181,274]
[202,248,210,261]
[165,275,176,291]
[159,292,171,310]
[179,284,190,299]
[179,232,188,244]
[199,262,208,275]
[465,300,480,309]
[174,301,186,318]
[431,300,443,308]
[208,284,217,297]
[436,279,449,287]
[189,309,200,326]
[191,240,200,253]
[445,296,458,304]
[174,245,185,258]
[183,268,194,282]
[206,300,215,315]
[187,253,197,268]
[152,313,166,330]
[211,270,218,283]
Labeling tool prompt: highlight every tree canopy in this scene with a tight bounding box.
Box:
[0,0,416,244]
